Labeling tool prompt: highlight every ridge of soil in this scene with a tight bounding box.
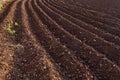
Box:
[0,0,120,80]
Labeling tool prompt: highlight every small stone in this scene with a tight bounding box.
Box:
[43,66,47,70]
[93,39,96,42]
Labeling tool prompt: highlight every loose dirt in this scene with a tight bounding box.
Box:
[0,0,120,80]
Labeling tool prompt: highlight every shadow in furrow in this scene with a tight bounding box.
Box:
[44,0,120,43]
[33,0,120,80]
[25,0,95,80]
[37,0,120,66]
[0,0,15,23]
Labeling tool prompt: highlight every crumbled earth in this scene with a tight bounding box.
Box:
[0,0,120,80]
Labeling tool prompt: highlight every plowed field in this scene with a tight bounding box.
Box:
[0,0,120,80]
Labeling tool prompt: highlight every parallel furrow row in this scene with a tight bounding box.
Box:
[26,0,95,79]
[45,0,120,43]
[37,0,120,67]
[1,0,120,80]
[47,0,120,38]
[6,0,63,80]
[60,0,120,20]
[0,0,15,23]
[50,0,120,30]
[32,0,120,80]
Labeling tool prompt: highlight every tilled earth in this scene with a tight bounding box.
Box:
[0,0,120,80]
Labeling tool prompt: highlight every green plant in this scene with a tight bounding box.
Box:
[5,21,19,40]
[14,22,19,26]
[0,2,3,11]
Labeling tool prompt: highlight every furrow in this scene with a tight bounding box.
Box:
[37,0,120,66]
[6,0,64,80]
[43,0,120,46]
[0,0,21,36]
[50,0,120,30]
[26,0,94,80]
[0,0,21,26]
[0,0,15,23]
[60,0,120,21]
[20,0,64,79]
[47,0,120,38]
[0,0,21,79]
[33,0,120,80]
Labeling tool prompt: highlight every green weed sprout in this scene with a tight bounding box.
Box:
[0,2,3,11]
[5,21,19,40]
[14,22,19,26]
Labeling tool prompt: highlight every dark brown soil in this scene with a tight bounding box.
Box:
[0,0,120,80]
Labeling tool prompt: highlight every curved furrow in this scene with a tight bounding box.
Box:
[0,0,15,23]
[58,0,120,21]
[49,0,120,31]
[46,0,120,38]
[0,0,21,79]
[23,0,64,79]
[0,0,21,33]
[43,0,120,47]
[37,0,120,66]
[26,0,95,80]
[6,0,64,80]
[6,1,24,79]
[20,0,64,80]
[33,0,120,80]
[46,1,120,42]
[0,0,21,25]
[49,0,120,30]
[1,0,120,80]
